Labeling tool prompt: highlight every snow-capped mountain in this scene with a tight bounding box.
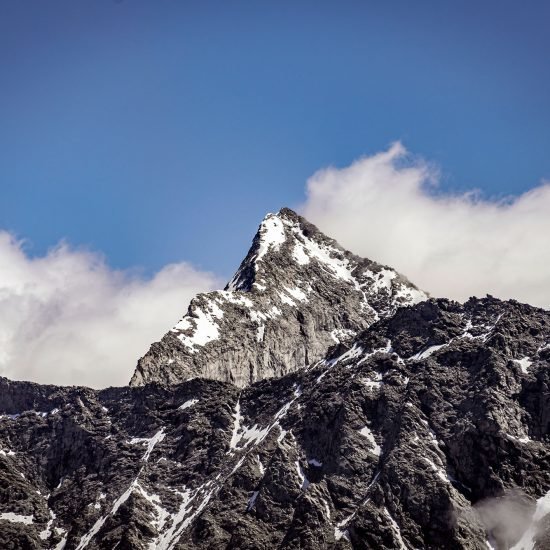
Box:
[1,209,550,550]
[131,208,426,388]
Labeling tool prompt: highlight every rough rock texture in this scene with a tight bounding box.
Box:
[2,209,550,549]
[1,297,549,549]
[130,208,426,388]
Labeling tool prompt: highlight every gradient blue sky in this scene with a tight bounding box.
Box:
[2,0,549,279]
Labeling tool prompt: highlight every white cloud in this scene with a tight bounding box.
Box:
[301,142,550,309]
[0,233,220,388]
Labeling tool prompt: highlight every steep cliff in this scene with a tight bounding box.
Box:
[130,208,426,388]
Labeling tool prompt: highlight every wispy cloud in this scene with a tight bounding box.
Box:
[301,142,550,309]
[0,233,220,388]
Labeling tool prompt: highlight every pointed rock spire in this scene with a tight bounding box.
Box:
[130,208,427,388]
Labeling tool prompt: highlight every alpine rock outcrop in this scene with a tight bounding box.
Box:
[0,209,549,550]
[131,208,426,388]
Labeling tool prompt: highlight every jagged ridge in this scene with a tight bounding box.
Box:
[130,208,426,388]
[0,297,549,549]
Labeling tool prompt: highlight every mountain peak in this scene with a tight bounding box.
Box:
[225,207,330,292]
[130,209,427,387]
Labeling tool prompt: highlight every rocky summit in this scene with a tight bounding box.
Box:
[130,208,426,388]
[1,210,550,550]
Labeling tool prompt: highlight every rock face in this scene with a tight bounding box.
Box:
[1,297,550,549]
[130,208,426,388]
[1,209,550,549]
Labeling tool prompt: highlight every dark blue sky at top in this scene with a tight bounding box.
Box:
[1,1,549,279]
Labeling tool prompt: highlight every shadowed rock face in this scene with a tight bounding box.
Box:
[130,208,426,388]
[1,297,549,549]
[1,210,550,549]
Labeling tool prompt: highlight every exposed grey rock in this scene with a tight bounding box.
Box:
[0,297,549,549]
[130,208,426,388]
[1,209,550,549]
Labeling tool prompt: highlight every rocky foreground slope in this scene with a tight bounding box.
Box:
[1,210,549,550]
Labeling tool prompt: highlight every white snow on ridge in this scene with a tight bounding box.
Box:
[283,285,308,302]
[128,428,166,462]
[255,214,286,265]
[257,455,265,475]
[221,291,253,308]
[422,456,449,483]
[278,292,296,307]
[284,217,355,282]
[154,481,216,550]
[172,302,223,352]
[292,242,310,265]
[237,424,271,449]
[364,268,396,291]
[356,340,393,366]
[393,285,427,305]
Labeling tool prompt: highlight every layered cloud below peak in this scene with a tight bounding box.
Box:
[0,232,220,388]
[301,142,550,309]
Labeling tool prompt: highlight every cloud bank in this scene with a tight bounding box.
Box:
[0,233,220,388]
[301,142,550,309]
[3,143,548,388]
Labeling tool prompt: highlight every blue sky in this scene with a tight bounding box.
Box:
[1,0,549,279]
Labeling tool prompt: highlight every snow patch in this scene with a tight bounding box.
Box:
[411,344,447,361]
[359,425,381,456]
[257,455,265,476]
[364,268,396,291]
[384,508,409,550]
[172,301,223,352]
[0,449,15,457]
[247,490,259,511]
[507,433,531,444]
[228,400,243,451]
[278,292,296,307]
[284,285,308,302]
[359,372,383,391]
[514,357,533,374]
[295,461,310,491]
[0,512,33,524]
[330,328,356,344]
[422,456,449,483]
[292,242,310,265]
[39,510,56,540]
[135,482,171,532]
[179,399,199,411]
